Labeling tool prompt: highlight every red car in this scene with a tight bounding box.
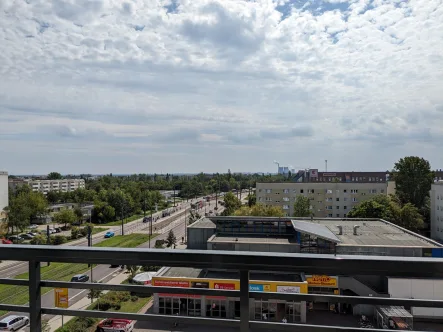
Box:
[96,318,134,332]
[1,238,12,244]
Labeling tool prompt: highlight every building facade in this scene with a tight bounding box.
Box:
[256,182,388,218]
[0,171,8,220]
[430,182,443,242]
[8,178,85,195]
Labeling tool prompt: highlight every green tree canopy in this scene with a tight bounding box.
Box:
[53,209,77,228]
[392,156,435,209]
[234,204,284,217]
[166,230,177,247]
[221,192,242,216]
[293,196,311,217]
[247,193,256,207]
[47,172,63,180]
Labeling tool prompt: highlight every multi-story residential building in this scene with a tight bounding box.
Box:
[256,182,388,218]
[430,181,443,242]
[8,178,85,195]
[0,171,8,220]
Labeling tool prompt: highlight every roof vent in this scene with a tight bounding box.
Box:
[337,225,343,235]
[353,225,360,235]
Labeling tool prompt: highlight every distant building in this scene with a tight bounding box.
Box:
[8,178,85,195]
[256,182,388,218]
[0,171,8,220]
[430,181,443,242]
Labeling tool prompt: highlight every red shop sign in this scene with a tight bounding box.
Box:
[214,283,235,290]
[154,280,189,288]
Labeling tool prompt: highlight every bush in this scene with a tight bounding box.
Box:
[141,265,160,272]
[131,295,138,302]
[52,235,67,245]
[80,227,88,237]
[30,234,47,245]
[71,226,81,239]
[155,239,165,248]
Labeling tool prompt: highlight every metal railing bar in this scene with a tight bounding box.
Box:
[2,245,443,277]
[0,278,29,286]
[41,308,239,327]
[0,304,30,312]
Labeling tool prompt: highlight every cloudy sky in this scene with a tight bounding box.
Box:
[0,0,442,175]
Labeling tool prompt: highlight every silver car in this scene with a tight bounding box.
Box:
[0,315,29,331]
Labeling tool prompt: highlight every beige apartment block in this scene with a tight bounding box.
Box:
[256,182,388,218]
[9,178,85,195]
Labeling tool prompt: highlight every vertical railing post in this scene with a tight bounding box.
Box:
[29,260,42,332]
[240,270,250,332]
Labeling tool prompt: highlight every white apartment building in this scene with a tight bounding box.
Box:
[430,182,443,242]
[256,182,388,218]
[8,178,85,195]
[0,171,8,220]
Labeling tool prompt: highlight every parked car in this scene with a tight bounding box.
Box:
[96,318,134,332]
[29,224,38,229]
[1,238,12,244]
[48,228,56,234]
[7,235,23,243]
[70,274,89,283]
[27,232,38,236]
[19,233,34,240]
[0,315,29,331]
[104,231,115,238]
[55,227,62,233]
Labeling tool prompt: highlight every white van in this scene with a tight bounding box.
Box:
[0,315,29,331]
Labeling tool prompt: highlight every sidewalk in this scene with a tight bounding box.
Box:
[47,270,129,331]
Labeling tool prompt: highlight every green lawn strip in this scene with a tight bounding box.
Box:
[94,214,144,227]
[91,227,108,235]
[0,234,154,316]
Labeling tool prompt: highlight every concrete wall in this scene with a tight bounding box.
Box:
[208,242,300,253]
[0,172,8,215]
[336,245,423,257]
[388,278,443,319]
[187,226,216,250]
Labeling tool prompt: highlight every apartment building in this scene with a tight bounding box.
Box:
[256,182,388,218]
[8,178,85,195]
[0,171,8,220]
[430,181,443,242]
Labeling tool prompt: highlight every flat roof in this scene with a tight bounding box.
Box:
[291,220,341,243]
[157,267,303,282]
[309,219,438,248]
[208,236,298,245]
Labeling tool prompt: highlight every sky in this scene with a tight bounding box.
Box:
[0,0,443,175]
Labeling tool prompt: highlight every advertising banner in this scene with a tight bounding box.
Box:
[54,288,69,308]
[154,279,189,288]
[306,275,337,287]
[191,281,209,288]
[309,169,319,178]
[214,282,236,290]
[249,284,271,292]
[277,286,300,294]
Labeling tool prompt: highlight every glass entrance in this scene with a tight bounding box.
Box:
[206,299,226,317]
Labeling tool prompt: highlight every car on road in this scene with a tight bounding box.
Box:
[104,231,115,238]
[19,233,34,240]
[49,228,56,234]
[0,315,29,331]
[70,274,89,283]
[7,235,23,243]
[29,224,38,229]
[55,227,62,233]
[27,232,38,237]
[1,238,12,244]
[96,318,134,332]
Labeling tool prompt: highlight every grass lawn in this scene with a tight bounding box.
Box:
[0,233,154,316]
[91,227,108,235]
[95,214,144,227]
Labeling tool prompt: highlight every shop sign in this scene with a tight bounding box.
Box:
[249,284,271,292]
[154,279,189,288]
[277,286,300,294]
[191,281,209,289]
[306,275,337,287]
[54,288,69,308]
[323,173,337,177]
[214,282,236,290]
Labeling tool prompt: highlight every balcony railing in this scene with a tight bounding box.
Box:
[1,245,443,332]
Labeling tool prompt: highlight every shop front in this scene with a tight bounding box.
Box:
[306,275,339,311]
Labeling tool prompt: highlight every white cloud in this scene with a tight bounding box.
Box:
[0,0,442,174]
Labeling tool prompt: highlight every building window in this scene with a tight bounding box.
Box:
[344,213,347,217]
[326,198,332,202]
[370,189,377,194]
[283,197,289,201]
[336,206,340,209]
[292,189,297,193]
[265,197,272,202]
[275,200,280,203]
[362,193,366,196]
[266,189,272,193]
[326,189,333,194]
[283,205,289,210]
[336,198,339,201]
[326,206,332,210]
[344,189,347,193]
[259,197,263,202]
[336,214,340,217]
[344,206,347,210]
[328,214,333,217]
[381,189,385,193]
[317,201,322,204]
[308,189,314,194]
[300,189,304,193]
[283,189,289,193]
[352,198,358,202]
[351,189,358,194]
[344,197,348,201]
[258,189,262,192]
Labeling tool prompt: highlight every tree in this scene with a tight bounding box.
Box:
[392,156,435,209]
[47,172,63,180]
[346,198,389,219]
[234,204,284,217]
[87,281,103,306]
[398,203,424,232]
[247,193,256,207]
[74,207,84,223]
[293,196,311,217]
[188,209,202,225]
[166,230,177,248]
[53,209,77,228]
[126,265,139,280]
[221,192,242,216]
